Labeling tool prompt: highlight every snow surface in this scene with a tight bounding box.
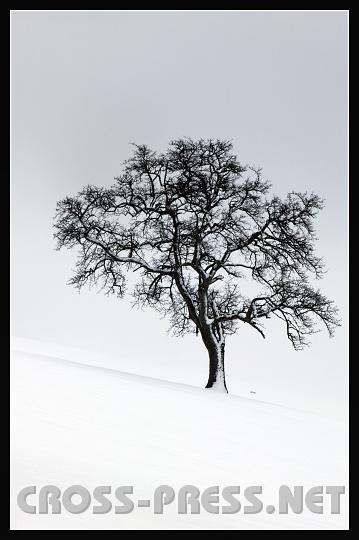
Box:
[10,341,348,530]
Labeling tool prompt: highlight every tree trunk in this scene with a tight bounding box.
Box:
[205,342,228,393]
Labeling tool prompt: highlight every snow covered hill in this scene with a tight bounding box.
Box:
[10,344,348,530]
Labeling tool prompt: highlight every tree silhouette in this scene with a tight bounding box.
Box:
[54,138,340,392]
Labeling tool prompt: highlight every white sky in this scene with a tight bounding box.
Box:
[11,10,348,417]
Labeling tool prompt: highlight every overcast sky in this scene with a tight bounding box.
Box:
[11,10,348,416]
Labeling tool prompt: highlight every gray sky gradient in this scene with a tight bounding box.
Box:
[11,11,348,416]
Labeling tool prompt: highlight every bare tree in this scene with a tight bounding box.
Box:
[54,138,340,393]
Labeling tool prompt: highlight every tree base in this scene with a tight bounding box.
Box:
[205,381,228,393]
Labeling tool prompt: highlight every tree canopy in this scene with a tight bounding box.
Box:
[54,138,339,372]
